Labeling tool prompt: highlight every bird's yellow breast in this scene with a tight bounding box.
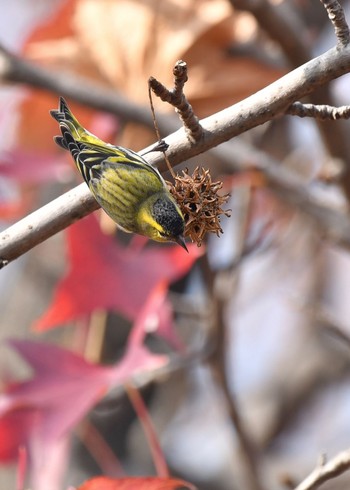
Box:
[88,162,165,233]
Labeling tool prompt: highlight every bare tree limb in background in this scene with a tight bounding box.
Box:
[202,187,265,490]
[0,44,179,137]
[294,449,350,490]
[228,0,350,200]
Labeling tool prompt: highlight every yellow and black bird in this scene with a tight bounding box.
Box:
[50,97,187,250]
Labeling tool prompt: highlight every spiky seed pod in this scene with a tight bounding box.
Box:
[167,167,231,246]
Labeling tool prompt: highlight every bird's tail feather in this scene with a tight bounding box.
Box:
[50,97,85,141]
[53,135,68,150]
[51,97,111,152]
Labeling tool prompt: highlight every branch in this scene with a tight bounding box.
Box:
[228,0,350,199]
[2,44,350,264]
[294,449,350,490]
[149,45,350,166]
[125,383,169,478]
[287,101,350,120]
[0,184,99,266]
[0,44,178,137]
[149,60,203,142]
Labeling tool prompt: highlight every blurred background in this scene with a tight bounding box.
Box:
[1,1,350,489]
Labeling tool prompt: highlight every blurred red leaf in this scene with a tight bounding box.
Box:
[0,340,113,443]
[15,90,116,154]
[34,214,202,331]
[0,334,172,488]
[0,407,38,462]
[0,338,167,445]
[78,476,197,490]
[0,150,70,184]
[0,333,169,456]
[0,191,35,221]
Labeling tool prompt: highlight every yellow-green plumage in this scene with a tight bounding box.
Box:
[51,97,186,249]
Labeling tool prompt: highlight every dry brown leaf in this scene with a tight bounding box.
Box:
[17,0,285,151]
[22,0,108,83]
[72,0,284,113]
[73,0,234,98]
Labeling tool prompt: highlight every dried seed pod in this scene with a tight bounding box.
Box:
[167,167,231,246]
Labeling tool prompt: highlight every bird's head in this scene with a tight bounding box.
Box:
[137,192,187,251]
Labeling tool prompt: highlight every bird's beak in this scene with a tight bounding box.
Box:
[176,235,188,252]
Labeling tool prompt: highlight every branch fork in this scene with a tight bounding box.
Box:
[149,60,203,143]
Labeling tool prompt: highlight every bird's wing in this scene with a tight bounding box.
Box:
[50,96,165,186]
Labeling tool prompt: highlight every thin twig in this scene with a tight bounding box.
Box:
[294,448,350,490]
[147,82,175,178]
[124,383,169,478]
[210,302,264,490]
[287,101,350,120]
[319,0,350,47]
[77,419,125,477]
[149,60,203,142]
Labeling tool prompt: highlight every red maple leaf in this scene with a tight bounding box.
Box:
[0,338,167,448]
[34,214,202,331]
[0,336,169,489]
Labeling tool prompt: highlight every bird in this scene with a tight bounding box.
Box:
[50,97,187,250]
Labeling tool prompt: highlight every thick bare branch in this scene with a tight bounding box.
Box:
[3,136,350,265]
[294,449,350,490]
[1,41,350,155]
[2,44,350,264]
[0,184,99,265]
[0,44,178,137]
